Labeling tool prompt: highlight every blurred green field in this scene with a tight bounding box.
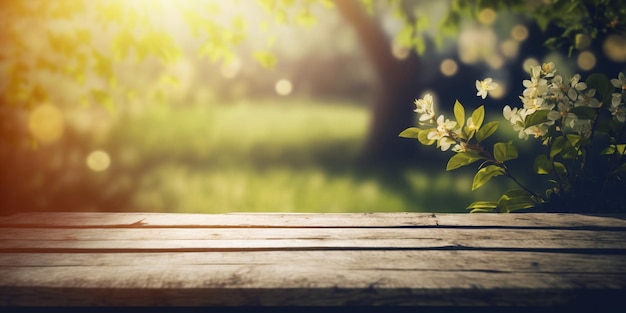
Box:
[103,99,520,213]
[2,98,519,214]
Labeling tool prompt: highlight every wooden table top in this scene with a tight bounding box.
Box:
[1,212,626,307]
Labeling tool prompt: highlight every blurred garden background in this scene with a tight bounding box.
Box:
[1,0,625,215]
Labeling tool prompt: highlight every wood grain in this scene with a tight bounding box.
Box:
[1,212,625,306]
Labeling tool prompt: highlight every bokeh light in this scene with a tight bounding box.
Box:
[439,58,458,76]
[391,42,410,60]
[28,103,65,144]
[86,150,111,172]
[603,35,626,63]
[577,51,596,71]
[511,25,529,42]
[500,39,520,59]
[522,57,540,73]
[275,79,293,96]
[458,27,497,64]
[488,80,506,99]
[478,8,496,25]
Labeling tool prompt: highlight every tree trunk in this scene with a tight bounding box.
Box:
[334,0,422,166]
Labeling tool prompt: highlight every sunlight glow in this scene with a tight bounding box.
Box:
[577,51,596,71]
[458,27,497,64]
[275,79,293,96]
[87,150,111,172]
[220,58,242,79]
[28,103,65,144]
[440,59,458,77]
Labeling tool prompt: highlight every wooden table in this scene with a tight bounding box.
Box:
[1,212,625,307]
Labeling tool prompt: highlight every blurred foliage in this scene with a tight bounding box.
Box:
[439,0,626,55]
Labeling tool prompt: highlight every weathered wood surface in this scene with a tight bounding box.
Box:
[1,212,625,306]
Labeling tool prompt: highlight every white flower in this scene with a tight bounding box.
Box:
[414,94,435,122]
[541,62,557,77]
[522,76,548,98]
[550,75,567,95]
[476,78,498,99]
[521,96,552,113]
[610,93,625,122]
[555,102,578,128]
[452,141,468,153]
[466,117,478,131]
[610,106,625,123]
[575,89,601,108]
[570,119,592,138]
[435,114,457,134]
[529,65,542,80]
[570,74,587,91]
[612,93,622,108]
[427,115,458,151]
[524,124,550,139]
[611,72,626,90]
[503,105,528,139]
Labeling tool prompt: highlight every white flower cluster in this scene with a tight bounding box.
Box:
[610,72,626,123]
[413,78,497,152]
[504,63,626,141]
[413,94,460,151]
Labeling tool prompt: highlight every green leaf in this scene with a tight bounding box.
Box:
[476,121,498,143]
[90,89,115,113]
[466,201,498,211]
[418,128,435,145]
[454,100,465,128]
[612,163,626,175]
[534,154,553,175]
[471,105,485,130]
[570,106,596,120]
[550,136,567,159]
[472,165,505,190]
[398,127,422,139]
[524,110,551,127]
[493,142,518,162]
[553,162,568,175]
[585,73,613,104]
[497,189,536,212]
[446,151,484,171]
[253,51,277,69]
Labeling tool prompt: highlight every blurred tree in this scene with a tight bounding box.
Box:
[1,0,625,164]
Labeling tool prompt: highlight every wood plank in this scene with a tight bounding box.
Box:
[2,227,625,243]
[1,251,625,273]
[1,212,625,306]
[1,265,625,306]
[2,237,625,251]
[2,212,626,228]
